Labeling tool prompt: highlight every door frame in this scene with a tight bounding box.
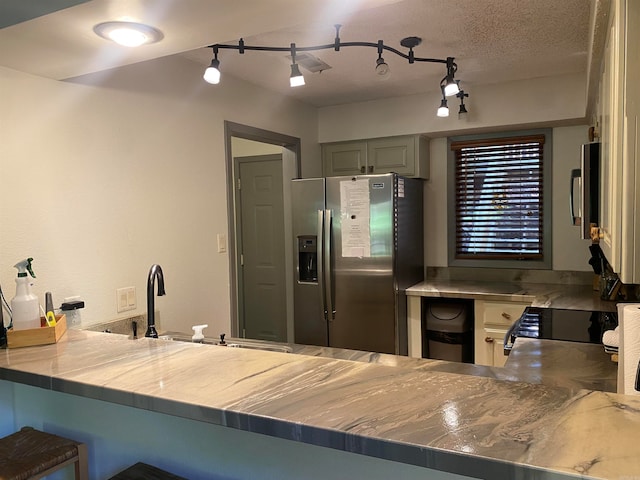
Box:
[224,121,301,338]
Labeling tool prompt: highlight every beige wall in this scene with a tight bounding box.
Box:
[317,73,587,142]
[0,55,319,336]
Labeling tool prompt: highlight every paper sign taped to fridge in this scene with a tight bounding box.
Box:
[340,179,371,257]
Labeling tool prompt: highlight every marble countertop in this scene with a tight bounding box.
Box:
[406,279,617,312]
[1,329,639,479]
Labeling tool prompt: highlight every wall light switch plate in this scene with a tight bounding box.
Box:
[217,233,227,253]
[117,286,136,313]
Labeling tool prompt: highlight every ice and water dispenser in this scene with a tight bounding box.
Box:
[297,236,317,283]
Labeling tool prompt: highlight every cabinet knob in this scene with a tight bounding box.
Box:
[360,166,366,174]
[368,165,374,173]
[501,312,512,320]
[484,337,494,343]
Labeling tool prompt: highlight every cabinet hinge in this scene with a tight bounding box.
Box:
[236,178,241,190]
[240,254,244,266]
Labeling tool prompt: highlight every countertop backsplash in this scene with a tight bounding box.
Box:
[83,315,146,337]
[426,267,595,285]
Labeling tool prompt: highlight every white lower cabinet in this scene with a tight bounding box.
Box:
[474,300,530,367]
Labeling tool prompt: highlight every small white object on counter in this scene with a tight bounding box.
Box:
[617,304,640,395]
[191,324,208,342]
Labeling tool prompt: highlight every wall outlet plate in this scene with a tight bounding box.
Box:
[116,287,136,313]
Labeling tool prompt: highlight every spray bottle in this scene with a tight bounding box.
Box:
[11,258,41,330]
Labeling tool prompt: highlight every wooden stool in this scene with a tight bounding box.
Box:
[0,426,88,480]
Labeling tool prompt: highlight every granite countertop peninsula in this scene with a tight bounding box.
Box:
[406,279,617,312]
[1,329,640,479]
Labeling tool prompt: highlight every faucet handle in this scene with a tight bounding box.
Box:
[219,333,226,345]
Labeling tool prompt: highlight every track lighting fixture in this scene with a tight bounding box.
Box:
[203,47,221,84]
[289,43,305,87]
[202,25,467,118]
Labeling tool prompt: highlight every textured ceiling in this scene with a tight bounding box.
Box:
[0,0,607,108]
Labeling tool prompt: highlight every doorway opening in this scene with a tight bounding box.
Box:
[224,121,301,342]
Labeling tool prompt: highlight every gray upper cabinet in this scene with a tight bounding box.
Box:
[322,135,429,179]
[322,141,367,176]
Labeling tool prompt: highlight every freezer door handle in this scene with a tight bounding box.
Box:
[324,209,335,320]
[317,210,327,320]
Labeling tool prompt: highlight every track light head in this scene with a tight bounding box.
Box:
[456,86,469,118]
[290,63,305,87]
[375,55,390,78]
[437,87,449,117]
[289,43,305,87]
[203,48,221,84]
[437,97,449,117]
[443,57,459,96]
[203,58,221,84]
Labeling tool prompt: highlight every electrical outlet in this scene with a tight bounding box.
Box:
[116,287,136,313]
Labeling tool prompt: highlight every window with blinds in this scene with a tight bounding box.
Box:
[451,134,545,260]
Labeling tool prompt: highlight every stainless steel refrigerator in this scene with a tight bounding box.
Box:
[292,173,424,355]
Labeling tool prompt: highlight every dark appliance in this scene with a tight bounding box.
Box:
[292,173,424,355]
[570,142,600,239]
[504,306,618,354]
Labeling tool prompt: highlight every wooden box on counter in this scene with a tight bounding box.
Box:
[6,314,67,348]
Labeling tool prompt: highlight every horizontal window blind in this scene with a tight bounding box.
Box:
[451,135,545,260]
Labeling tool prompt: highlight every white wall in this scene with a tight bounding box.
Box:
[318,73,588,142]
[317,74,593,272]
[0,55,319,336]
[231,138,283,156]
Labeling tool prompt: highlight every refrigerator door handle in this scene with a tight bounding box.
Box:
[570,168,581,226]
[324,209,336,320]
[317,210,328,320]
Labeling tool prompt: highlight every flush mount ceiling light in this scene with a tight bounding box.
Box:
[202,25,468,118]
[94,21,163,47]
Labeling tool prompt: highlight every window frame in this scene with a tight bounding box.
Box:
[447,129,552,269]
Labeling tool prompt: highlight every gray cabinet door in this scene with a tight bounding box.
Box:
[367,136,416,176]
[322,136,429,179]
[322,141,367,177]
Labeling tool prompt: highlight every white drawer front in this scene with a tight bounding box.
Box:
[482,302,529,327]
